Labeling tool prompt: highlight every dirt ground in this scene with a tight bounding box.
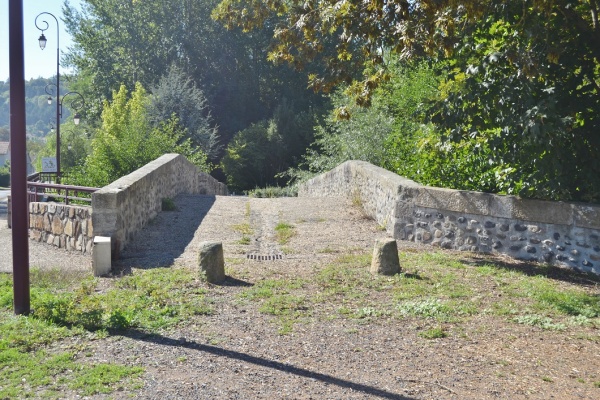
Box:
[3,195,600,399]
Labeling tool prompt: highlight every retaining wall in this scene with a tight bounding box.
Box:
[29,202,94,254]
[92,153,228,253]
[298,161,600,275]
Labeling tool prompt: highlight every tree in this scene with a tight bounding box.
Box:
[68,83,209,188]
[148,65,221,160]
[213,1,600,107]
[64,0,327,142]
[221,100,316,191]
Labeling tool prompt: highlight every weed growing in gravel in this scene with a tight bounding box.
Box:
[238,235,251,245]
[232,222,254,236]
[275,221,296,244]
[419,326,447,339]
[513,314,566,331]
[161,197,177,211]
[239,278,307,333]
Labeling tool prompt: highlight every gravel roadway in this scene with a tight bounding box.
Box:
[1,194,599,399]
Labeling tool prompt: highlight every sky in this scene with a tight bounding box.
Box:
[1,0,82,81]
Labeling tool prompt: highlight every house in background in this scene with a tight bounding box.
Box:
[0,141,36,175]
[0,142,9,167]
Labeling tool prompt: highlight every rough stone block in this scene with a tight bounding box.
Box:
[415,187,492,216]
[198,241,225,283]
[370,238,401,275]
[512,198,572,225]
[51,216,63,235]
[573,204,600,229]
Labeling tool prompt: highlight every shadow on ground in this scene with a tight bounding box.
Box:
[118,329,416,400]
[460,256,600,287]
[114,195,216,272]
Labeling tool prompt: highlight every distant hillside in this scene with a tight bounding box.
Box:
[0,77,73,139]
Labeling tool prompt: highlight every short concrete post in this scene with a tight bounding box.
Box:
[93,236,112,276]
[370,238,401,275]
[198,241,225,283]
[7,195,11,229]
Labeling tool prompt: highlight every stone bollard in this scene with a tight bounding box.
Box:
[370,238,401,275]
[93,236,112,276]
[198,241,225,283]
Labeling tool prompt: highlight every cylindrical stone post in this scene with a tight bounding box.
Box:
[370,238,401,275]
[198,241,225,283]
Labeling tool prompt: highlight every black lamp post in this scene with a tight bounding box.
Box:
[35,12,85,180]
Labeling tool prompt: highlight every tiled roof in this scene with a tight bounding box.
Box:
[0,142,9,155]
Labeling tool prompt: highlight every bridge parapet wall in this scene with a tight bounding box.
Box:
[28,202,93,254]
[298,160,600,275]
[92,153,227,254]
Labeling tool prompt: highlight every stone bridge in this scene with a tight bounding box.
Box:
[4,157,600,276]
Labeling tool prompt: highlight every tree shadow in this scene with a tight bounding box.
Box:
[114,194,216,271]
[118,329,415,400]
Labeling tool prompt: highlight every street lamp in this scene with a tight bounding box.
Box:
[35,12,86,180]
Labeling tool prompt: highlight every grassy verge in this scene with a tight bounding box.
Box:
[234,250,600,336]
[0,267,211,397]
[1,248,599,395]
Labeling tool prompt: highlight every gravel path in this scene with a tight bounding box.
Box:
[0,203,92,274]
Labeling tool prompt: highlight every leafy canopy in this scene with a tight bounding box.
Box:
[68,83,209,188]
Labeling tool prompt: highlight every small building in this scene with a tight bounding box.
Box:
[0,141,36,175]
[0,142,9,167]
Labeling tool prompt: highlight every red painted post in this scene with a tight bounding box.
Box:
[9,0,31,315]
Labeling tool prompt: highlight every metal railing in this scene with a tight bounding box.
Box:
[26,173,99,205]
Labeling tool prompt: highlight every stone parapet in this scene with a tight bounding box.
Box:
[298,161,600,275]
[92,153,228,253]
[29,202,93,254]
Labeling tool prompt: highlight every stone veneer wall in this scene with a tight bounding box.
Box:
[92,153,228,253]
[298,161,600,275]
[29,202,94,254]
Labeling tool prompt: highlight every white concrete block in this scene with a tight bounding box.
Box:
[93,236,112,276]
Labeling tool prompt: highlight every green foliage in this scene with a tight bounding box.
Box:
[0,161,9,187]
[149,65,221,159]
[0,77,65,138]
[289,60,441,184]
[247,186,298,198]
[161,198,177,211]
[221,100,316,191]
[67,83,210,188]
[419,327,448,339]
[274,222,296,244]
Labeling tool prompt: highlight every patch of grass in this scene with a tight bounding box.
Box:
[419,326,447,339]
[247,186,297,198]
[68,363,144,395]
[594,381,600,388]
[238,236,251,245]
[232,222,254,236]
[275,222,296,244]
[542,376,554,382]
[0,270,151,398]
[161,197,177,211]
[318,246,338,254]
[398,298,450,319]
[513,314,566,331]
[0,349,75,398]
[13,268,212,333]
